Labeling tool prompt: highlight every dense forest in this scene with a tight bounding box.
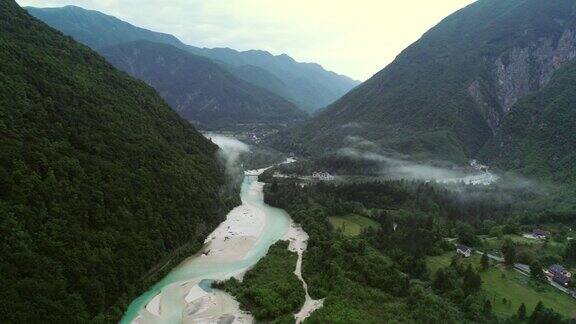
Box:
[258,176,574,322]
[216,241,305,323]
[0,1,235,322]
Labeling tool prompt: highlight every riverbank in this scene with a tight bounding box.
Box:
[123,169,292,323]
[283,222,324,323]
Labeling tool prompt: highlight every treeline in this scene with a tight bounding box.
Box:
[264,178,514,227]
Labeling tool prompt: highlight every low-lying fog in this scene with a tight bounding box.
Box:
[340,136,499,185]
[204,133,249,180]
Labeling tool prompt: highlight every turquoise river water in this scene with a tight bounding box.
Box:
[121,175,291,323]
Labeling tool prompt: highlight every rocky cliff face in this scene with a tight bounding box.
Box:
[470,27,576,133]
[496,27,576,112]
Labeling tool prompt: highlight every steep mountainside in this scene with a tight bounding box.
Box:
[272,0,576,163]
[0,1,233,322]
[101,41,306,129]
[26,5,183,50]
[27,5,360,113]
[480,61,576,183]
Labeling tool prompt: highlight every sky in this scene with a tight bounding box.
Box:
[17,0,475,81]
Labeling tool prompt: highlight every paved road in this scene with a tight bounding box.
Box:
[475,250,504,262]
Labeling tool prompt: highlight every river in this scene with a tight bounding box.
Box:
[121,172,292,323]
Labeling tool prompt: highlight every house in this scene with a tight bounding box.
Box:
[553,273,571,287]
[312,171,335,181]
[548,264,572,278]
[532,229,548,239]
[457,244,472,258]
[546,264,573,287]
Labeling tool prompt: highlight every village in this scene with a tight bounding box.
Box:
[446,227,576,318]
[257,157,576,319]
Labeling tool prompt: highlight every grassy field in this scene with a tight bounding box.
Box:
[427,252,482,274]
[426,252,576,319]
[328,215,380,236]
[479,234,566,256]
[483,267,576,318]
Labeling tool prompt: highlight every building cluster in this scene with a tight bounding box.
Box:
[312,171,335,181]
[469,159,490,172]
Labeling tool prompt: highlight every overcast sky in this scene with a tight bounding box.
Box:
[17,0,475,81]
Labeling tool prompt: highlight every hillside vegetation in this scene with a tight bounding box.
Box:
[271,0,576,168]
[0,1,233,322]
[101,40,306,129]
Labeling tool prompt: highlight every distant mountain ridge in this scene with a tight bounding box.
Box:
[187,47,360,112]
[100,40,307,129]
[26,5,183,50]
[270,0,576,172]
[26,5,360,113]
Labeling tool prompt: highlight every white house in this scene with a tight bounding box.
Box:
[457,244,472,258]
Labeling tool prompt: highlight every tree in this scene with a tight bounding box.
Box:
[529,261,546,283]
[530,301,544,322]
[433,268,452,293]
[483,299,492,316]
[517,303,526,320]
[271,180,279,193]
[529,301,563,323]
[481,252,489,270]
[457,223,479,246]
[565,239,576,263]
[501,238,516,266]
[462,265,482,295]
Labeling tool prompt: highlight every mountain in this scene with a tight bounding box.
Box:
[0,1,233,322]
[25,5,183,50]
[272,0,576,164]
[26,5,360,113]
[480,60,576,183]
[100,41,306,129]
[187,47,361,112]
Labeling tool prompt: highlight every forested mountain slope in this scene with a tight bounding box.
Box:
[27,5,359,113]
[0,1,233,322]
[101,41,306,129]
[271,0,576,163]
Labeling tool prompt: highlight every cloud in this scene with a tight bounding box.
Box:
[204,133,250,181]
[17,0,475,80]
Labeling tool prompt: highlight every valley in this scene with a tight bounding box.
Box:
[121,146,317,323]
[3,0,576,323]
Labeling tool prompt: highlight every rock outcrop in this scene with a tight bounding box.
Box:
[469,27,576,135]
